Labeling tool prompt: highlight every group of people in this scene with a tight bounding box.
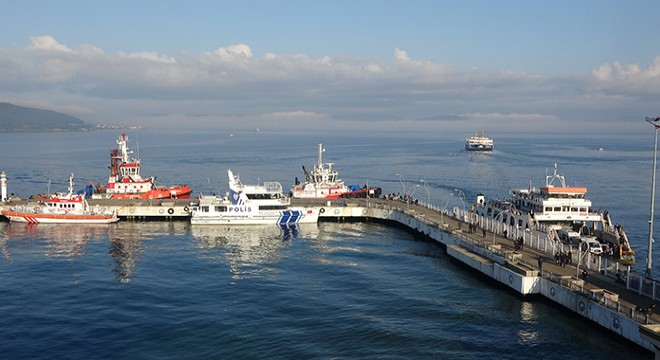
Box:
[554,250,573,267]
[384,192,419,205]
[514,236,524,251]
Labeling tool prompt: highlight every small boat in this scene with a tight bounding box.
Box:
[92,133,192,200]
[465,131,494,151]
[290,144,382,199]
[472,163,635,263]
[1,174,118,224]
[191,169,318,225]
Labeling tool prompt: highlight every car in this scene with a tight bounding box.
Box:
[580,236,603,254]
[556,228,581,244]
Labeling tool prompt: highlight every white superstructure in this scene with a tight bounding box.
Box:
[465,131,494,151]
[191,169,318,225]
[1,174,118,224]
[473,163,634,262]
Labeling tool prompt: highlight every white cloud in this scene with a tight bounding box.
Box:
[394,48,410,62]
[2,35,659,134]
[119,51,176,63]
[213,44,253,59]
[29,35,71,52]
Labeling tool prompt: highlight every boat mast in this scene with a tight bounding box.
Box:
[317,143,324,168]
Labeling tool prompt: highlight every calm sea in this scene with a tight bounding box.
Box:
[0,130,654,359]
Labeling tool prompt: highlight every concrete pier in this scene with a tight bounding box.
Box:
[304,197,659,355]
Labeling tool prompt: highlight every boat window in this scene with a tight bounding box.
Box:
[201,206,209,212]
[259,205,288,210]
[214,206,227,212]
[554,207,561,212]
[545,207,552,212]
[571,207,578,212]
[581,208,587,213]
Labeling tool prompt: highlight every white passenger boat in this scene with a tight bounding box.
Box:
[472,163,635,263]
[1,174,118,224]
[191,169,318,225]
[291,143,381,199]
[465,131,494,151]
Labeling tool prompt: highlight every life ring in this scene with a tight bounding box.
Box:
[320,208,325,214]
[383,210,388,217]
[362,209,367,215]
[334,209,340,215]
[183,206,189,212]
[149,195,153,200]
[159,208,164,214]
[129,208,134,214]
[167,208,174,215]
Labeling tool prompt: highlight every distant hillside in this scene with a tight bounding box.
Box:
[0,102,95,132]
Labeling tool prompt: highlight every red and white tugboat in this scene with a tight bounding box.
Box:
[93,133,192,200]
[290,144,381,199]
[1,174,118,224]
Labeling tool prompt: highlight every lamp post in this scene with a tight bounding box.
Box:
[407,184,419,208]
[440,195,450,225]
[454,189,466,220]
[396,173,406,198]
[645,116,660,278]
[493,211,504,245]
[420,179,430,203]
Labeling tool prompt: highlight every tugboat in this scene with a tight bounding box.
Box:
[92,133,192,200]
[1,174,118,224]
[473,163,635,264]
[290,144,381,199]
[465,131,494,151]
[191,169,318,225]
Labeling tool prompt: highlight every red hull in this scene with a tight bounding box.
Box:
[110,185,192,200]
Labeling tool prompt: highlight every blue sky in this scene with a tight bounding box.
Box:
[1,1,660,134]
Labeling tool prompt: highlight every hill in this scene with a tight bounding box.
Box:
[0,103,95,132]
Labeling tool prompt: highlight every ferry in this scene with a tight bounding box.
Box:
[465,131,494,151]
[191,169,318,225]
[1,174,118,224]
[291,144,382,199]
[472,163,635,263]
[92,133,192,200]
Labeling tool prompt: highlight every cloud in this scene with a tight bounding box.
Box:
[29,35,71,52]
[1,35,658,134]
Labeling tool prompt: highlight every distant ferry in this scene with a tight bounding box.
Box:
[465,131,494,151]
[191,169,318,225]
[473,163,635,263]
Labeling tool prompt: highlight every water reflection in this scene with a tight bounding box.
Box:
[0,223,10,260]
[517,301,540,345]
[3,222,114,258]
[108,222,189,283]
[191,224,319,278]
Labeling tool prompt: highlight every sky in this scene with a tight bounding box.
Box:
[1,0,660,135]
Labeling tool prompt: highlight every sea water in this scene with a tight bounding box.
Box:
[0,130,653,359]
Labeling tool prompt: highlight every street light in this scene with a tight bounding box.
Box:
[396,173,406,198]
[420,179,430,203]
[454,188,466,214]
[440,195,450,225]
[645,115,660,278]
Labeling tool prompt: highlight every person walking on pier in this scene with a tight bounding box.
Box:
[482,228,486,237]
[538,256,543,270]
